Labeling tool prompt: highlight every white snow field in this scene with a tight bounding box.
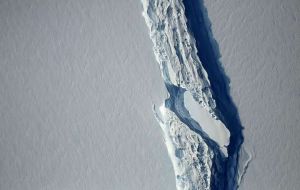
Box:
[0,0,176,189]
[203,0,300,189]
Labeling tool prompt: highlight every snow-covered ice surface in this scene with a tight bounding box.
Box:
[203,0,300,189]
[0,0,177,189]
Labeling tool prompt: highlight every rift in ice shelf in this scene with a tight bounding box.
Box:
[142,0,251,189]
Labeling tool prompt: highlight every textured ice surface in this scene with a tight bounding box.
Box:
[142,0,217,111]
[155,104,213,190]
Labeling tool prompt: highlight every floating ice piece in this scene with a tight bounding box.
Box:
[184,91,230,156]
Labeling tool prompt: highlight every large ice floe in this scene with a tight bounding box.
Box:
[142,0,244,189]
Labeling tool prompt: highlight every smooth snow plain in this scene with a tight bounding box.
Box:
[0,0,176,189]
[203,0,300,189]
